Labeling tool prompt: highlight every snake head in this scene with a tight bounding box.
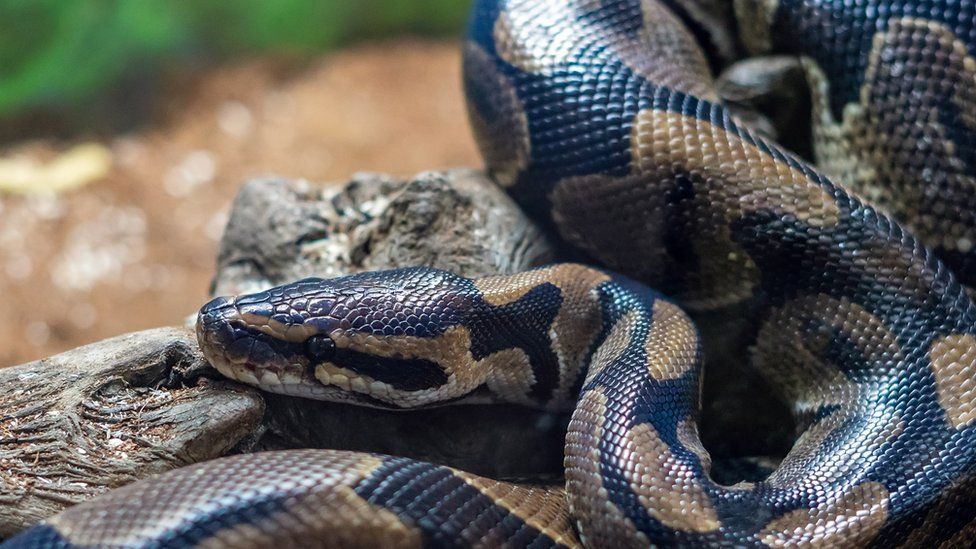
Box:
[196,267,482,408]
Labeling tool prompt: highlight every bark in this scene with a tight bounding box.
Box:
[0,328,264,537]
[212,170,554,296]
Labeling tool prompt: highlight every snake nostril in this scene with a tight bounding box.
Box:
[198,296,239,328]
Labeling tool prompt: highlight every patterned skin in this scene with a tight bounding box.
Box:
[6,0,976,547]
[737,0,976,285]
[3,449,576,548]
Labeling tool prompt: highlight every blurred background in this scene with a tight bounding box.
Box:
[0,0,480,366]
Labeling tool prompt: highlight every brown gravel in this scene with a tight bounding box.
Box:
[0,40,480,367]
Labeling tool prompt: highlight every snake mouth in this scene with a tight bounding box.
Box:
[195,296,412,408]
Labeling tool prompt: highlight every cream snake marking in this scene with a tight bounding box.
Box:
[7,0,976,547]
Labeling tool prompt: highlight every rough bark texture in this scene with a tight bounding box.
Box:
[213,170,554,296]
[0,328,264,537]
[0,169,559,537]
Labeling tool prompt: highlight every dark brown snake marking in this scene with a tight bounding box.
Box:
[6,0,976,547]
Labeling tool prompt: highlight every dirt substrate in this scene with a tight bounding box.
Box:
[0,40,480,366]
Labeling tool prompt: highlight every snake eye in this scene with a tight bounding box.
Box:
[304,335,336,362]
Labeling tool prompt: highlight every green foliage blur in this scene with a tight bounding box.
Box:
[0,0,470,117]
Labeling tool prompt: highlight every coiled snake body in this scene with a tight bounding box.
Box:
[8,1,976,547]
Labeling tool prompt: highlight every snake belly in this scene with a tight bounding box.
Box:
[7,0,976,547]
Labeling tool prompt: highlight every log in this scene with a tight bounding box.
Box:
[212,170,553,296]
[0,328,263,537]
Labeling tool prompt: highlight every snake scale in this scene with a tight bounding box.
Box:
[7,0,976,547]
